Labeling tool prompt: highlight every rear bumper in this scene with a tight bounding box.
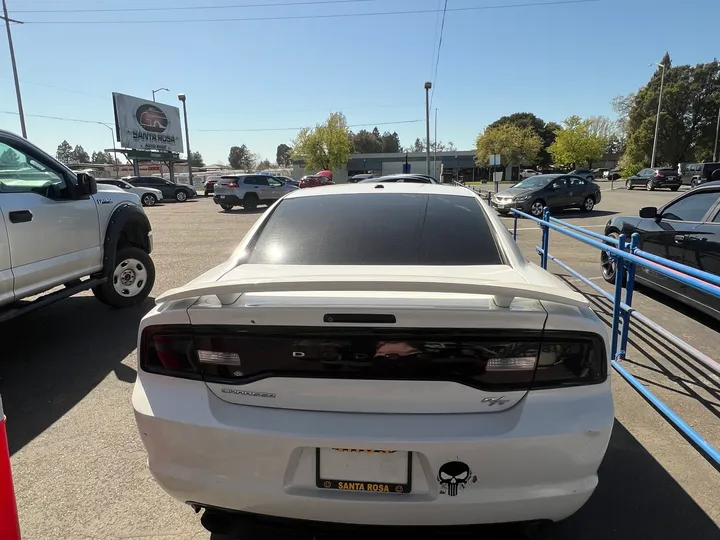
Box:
[133,374,614,526]
[213,195,243,205]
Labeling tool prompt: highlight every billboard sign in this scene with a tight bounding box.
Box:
[112,92,184,153]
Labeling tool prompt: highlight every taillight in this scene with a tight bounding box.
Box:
[530,335,606,388]
[654,172,661,178]
[227,182,238,187]
[140,325,199,379]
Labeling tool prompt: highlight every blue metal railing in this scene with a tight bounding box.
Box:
[509,207,720,467]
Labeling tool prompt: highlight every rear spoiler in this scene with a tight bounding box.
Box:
[156,276,588,309]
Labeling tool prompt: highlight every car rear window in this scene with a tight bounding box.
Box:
[659,169,677,175]
[246,193,503,265]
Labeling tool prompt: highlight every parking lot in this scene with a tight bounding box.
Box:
[3,186,719,540]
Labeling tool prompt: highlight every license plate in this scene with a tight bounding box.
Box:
[315,448,412,494]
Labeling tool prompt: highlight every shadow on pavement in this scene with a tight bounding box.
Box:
[634,282,720,333]
[0,295,152,455]
[551,420,718,539]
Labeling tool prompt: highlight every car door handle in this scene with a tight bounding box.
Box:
[8,210,33,223]
[674,234,686,244]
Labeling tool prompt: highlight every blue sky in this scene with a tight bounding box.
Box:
[0,0,717,165]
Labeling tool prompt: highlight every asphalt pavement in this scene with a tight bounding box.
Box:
[3,187,719,539]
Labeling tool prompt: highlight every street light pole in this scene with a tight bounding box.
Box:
[152,87,168,102]
[178,94,193,188]
[714,104,720,163]
[98,122,119,178]
[424,82,432,175]
[1,0,26,138]
[649,62,666,168]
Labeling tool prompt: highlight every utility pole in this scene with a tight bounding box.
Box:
[1,0,26,138]
[433,108,438,181]
[424,82,432,175]
[649,62,666,168]
[178,94,193,188]
[714,104,720,163]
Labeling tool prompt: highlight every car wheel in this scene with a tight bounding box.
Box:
[670,186,680,191]
[92,246,155,308]
[220,204,234,211]
[580,196,595,213]
[529,200,545,218]
[243,194,259,211]
[175,190,188,202]
[690,178,698,188]
[204,190,210,197]
[141,193,157,207]
[625,180,633,190]
[601,230,620,285]
[646,181,654,191]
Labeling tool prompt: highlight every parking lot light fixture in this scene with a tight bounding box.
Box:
[178,94,193,188]
[152,87,168,102]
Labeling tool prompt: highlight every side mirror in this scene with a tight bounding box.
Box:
[75,172,97,198]
[639,206,658,219]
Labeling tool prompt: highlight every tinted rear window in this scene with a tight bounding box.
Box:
[246,193,503,265]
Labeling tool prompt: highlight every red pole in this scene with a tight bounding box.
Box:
[0,395,21,540]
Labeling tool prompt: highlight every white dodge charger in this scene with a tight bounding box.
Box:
[133,183,613,537]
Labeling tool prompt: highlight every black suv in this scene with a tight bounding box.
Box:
[126,176,197,202]
[682,162,720,188]
[624,168,681,191]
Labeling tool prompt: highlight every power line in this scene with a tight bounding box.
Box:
[11,0,383,15]
[199,119,424,132]
[0,75,107,99]
[428,0,442,80]
[430,0,448,109]
[19,1,600,25]
[0,110,113,124]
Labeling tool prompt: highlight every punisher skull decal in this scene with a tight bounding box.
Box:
[437,460,477,496]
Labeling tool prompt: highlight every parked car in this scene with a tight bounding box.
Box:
[624,168,680,191]
[0,129,155,322]
[491,174,601,217]
[519,169,540,180]
[299,175,334,188]
[203,176,222,197]
[567,169,594,181]
[126,176,197,202]
[593,168,609,179]
[272,175,299,187]
[682,162,720,188]
[359,174,437,184]
[607,168,623,181]
[213,174,297,211]
[348,173,377,183]
[134,182,612,536]
[97,178,163,207]
[601,182,720,319]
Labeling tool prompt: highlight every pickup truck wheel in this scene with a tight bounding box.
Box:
[243,194,258,211]
[175,190,188,202]
[93,246,155,308]
[142,193,157,206]
[220,204,234,211]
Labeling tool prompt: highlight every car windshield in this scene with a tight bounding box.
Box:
[513,175,555,189]
[246,193,502,265]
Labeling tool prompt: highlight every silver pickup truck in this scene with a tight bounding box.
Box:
[0,130,155,322]
[213,174,297,211]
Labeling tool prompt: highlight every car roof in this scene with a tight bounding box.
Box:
[284,182,475,200]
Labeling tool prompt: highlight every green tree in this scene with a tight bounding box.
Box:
[622,55,720,166]
[291,112,352,171]
[276,143,292,166]
[548,116,608,168]
[411,138,425,152]
[189,151,205,167]
[380,131,402,153]
[256,159,272,170]
[352,129,383,153]
[475,124,543,167]
[56,140,73,163]
[0,148,20,168]
[71,145,90,163]
[488,113,560,166]
[228,144,254,170]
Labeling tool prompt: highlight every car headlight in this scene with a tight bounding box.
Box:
[516,195,531,202]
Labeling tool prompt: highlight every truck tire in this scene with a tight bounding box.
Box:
[93,246,155,308]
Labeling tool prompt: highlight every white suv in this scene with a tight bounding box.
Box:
[134,183,612,537]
